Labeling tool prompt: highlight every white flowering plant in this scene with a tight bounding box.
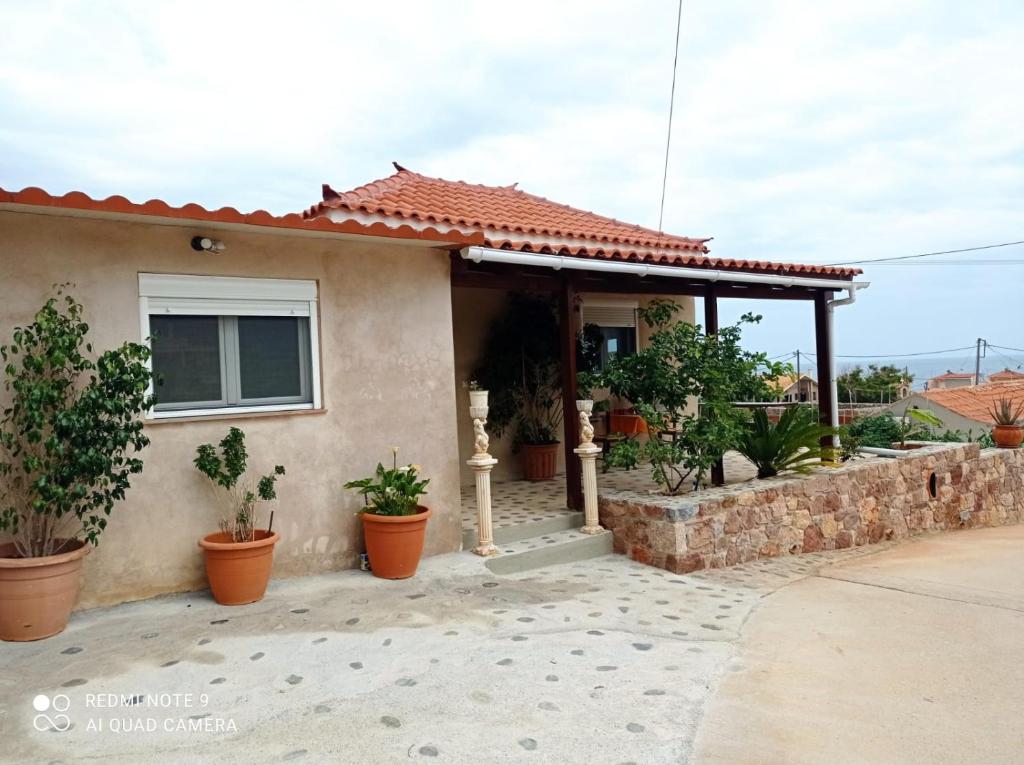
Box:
[344,448,430,517]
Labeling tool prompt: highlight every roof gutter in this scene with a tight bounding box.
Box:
[460,246,869,292]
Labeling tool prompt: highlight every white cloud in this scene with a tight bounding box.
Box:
[0,0,1021,355]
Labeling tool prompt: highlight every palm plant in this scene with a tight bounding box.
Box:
[736,406,836,479]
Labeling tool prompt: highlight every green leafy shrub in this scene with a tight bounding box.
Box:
[0,291,153,557]
[736,407,835,479]
[344,447,430,516]
[598,300,787,494]
[845,414,902,449]
[194,427,285,542]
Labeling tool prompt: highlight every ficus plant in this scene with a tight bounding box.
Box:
[600,299,788,494]
[471,294,563,448]
[194,427,285,543]
[0,290,154,558]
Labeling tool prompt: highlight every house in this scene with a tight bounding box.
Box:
[0,166,864,607]
[772,373,818,403]
[988,368,1024,384]
[925,371,976,390]
[887,380,1024,436]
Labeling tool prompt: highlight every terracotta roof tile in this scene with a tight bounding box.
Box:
[919,381,1024,423]
[930,371,976,381]
[0,186,484,246]
[305,165,861,280]
[988,368,1024,383]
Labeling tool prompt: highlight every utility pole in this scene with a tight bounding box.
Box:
[796,349,801,401]
[974,338,987,386]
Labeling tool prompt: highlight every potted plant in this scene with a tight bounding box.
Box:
[472,294,563,481]
[344,448,431,579]
[194,428,285,605]
[0,291,153,641]
[988,397,1024,448]
[465,380,488,409]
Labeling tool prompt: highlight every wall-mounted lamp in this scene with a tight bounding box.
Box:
[191,236,225,253]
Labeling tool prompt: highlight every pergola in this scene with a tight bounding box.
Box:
[451,246,868,511]
[306,164,868,513]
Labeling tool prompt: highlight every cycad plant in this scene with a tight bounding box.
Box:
[736,406,836,479]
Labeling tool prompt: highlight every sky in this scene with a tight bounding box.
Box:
[1,0,1022,366]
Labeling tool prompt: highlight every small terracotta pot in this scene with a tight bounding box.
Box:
[361,506,431,580]
[198,530,278,605]
[0,540,89,642]
[993,425,1023,449]
[522,442,560,481]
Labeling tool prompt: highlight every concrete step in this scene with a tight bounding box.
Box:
[461,511,583,550]
[484,528,614,575]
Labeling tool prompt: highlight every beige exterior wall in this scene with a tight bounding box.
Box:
[0,211,463,609]
[451,288,694,486]
[886,395,990,438]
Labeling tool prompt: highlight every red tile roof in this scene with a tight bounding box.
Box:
[989,368,1024,383]
[0,186,485,246]
[306,164,862,280]
[919,381,1024,423]
[930,371,976,381]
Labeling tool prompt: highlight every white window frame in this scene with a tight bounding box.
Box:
[139,274,322,420]
[581,300,640,369]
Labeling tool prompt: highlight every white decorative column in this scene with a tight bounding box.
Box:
[467,390,499,556]
[574,399,603,534]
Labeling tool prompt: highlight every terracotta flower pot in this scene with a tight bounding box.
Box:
[522,442,560,481]
[361,506,431,579]
[993,425,1023,449]
[198,530,278,605]
[0,540,89,642]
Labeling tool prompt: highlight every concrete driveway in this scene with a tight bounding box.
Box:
[694,525,1024,765]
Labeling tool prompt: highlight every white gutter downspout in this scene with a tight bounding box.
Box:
[827,285,866,449]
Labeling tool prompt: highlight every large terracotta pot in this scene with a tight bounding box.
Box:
[522,442,560,481]
[0,540,89,642]
[993,425,1023,449]
[198,530,278,605]
[361,506,431,579]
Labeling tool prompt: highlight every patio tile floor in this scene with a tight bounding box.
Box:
[460,450,759,530]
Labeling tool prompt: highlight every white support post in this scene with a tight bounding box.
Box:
[467,391,499,556]
[574,400,603,535]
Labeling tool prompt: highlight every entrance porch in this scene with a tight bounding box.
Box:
[460,452,759,572]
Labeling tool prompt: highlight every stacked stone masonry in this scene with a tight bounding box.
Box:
[598,443,1024,574]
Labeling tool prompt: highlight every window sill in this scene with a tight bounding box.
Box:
[144,407,328,426]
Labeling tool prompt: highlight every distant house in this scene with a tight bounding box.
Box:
[887,380,1024,435]
[925,371,976,390]
[988,368,1024,384]
[772,373,818,403]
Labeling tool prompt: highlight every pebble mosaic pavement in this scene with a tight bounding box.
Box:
[2,538,889,765]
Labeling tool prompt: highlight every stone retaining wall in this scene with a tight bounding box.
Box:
[598,443,1024,574]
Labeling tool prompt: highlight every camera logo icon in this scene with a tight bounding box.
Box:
[32,694,72,732]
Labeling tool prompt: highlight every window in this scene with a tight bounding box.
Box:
[139,274,321,419]
[581,303,639,371]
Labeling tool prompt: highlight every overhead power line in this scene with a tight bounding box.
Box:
[826,239,1024,266]
[656,0,683,235]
